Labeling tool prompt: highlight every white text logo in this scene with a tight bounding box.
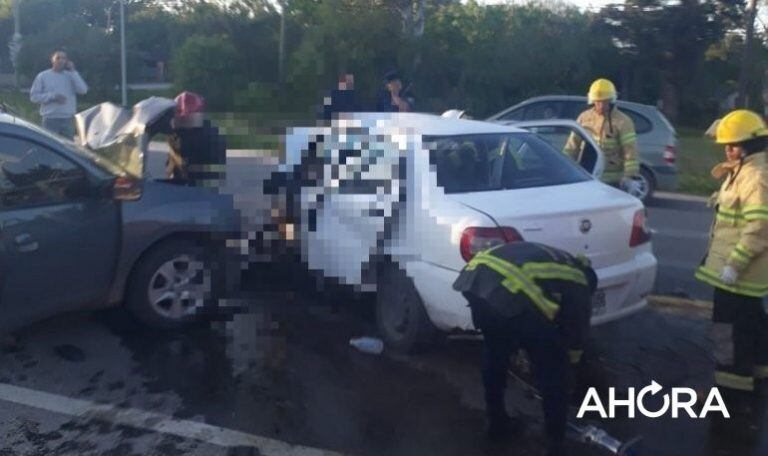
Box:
[576,381,730,419]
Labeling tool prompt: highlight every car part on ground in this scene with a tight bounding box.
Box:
[508,367,643,456]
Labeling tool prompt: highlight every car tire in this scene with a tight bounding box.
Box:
[375,263,437,353]
[126,239,218,330]
[635,167,656,203]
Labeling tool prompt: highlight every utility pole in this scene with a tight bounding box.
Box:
[278,1,286,87]
[737,0,758,108]
[119,0,127,106]
[9,0,22,89]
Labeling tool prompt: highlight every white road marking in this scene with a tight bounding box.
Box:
[0,382,344,456]
[654,191,709,203]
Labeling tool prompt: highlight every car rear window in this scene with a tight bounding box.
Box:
[425,133,590,194]
[622,109,652,134]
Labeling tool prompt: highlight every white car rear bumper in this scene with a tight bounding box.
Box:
[405,249,657,332]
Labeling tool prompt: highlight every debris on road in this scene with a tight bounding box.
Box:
[349,337,384,355]
[648,295,712,319]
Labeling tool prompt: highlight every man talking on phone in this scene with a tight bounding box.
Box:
[30,50,88,138]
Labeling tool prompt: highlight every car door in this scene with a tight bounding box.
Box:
[0,134,120,332]
[512,120,605,179]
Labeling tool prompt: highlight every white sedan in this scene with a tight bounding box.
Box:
[282,113,657,351]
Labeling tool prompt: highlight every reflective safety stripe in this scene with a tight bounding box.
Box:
[754,365,768,379]
[743,205,768,221]
[730,244,754,264]
[620,132,637,144]
[715,206,768,222]
[624,160,640,174]
[568,350,583,364]
[467,252,561,320]
[695,266,768,297]
[521,262,588,285]
[715,371,755,392]
[601,171,623,184]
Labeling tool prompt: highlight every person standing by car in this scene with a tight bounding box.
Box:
[453,242,596,456]
[375,70,415,112]
[695,109,768,410]
[564,78,639,192]
[322,73,361,120]
[167,92,226,185]
[30,50,88,138]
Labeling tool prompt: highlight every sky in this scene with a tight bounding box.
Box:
[476,0,617,11]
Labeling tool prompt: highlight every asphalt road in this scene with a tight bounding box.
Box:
[1,190,765,456]
[647,192,713,301]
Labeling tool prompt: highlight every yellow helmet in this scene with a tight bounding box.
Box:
[715,109,768,144]
[587,78,617,103]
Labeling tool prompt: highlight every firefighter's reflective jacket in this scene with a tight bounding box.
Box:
[453,242,597,361]
[564,107,639,184]
[696,152,768,297]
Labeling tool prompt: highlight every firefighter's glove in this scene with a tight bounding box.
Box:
[720,265,738,285]
[619,177,641,197]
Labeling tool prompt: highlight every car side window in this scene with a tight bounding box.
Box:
[0,136,86,209]
[499,107,524,121]
[523,102,562,120]
[525,125,598,173]
[622,109,652,134]
[563,101,588,119]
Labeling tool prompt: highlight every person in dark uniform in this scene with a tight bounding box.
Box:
[453,242,597,456]
[322,73,361,120]
[375,70,415,112]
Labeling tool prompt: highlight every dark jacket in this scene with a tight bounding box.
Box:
[453,242,597,352]
[375,87,415,112]
[322,89,361,120]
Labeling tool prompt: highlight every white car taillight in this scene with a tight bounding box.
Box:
[629,209,651,247]
[663,145,677,165]
[113,176,142,201]
[460,226,523,262]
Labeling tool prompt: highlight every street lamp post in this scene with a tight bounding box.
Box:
[119,0,127,106]
[9,0,22,89]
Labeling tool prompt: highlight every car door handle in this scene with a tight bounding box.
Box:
[14,233,38,252]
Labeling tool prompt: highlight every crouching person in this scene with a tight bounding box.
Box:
[453,242,597,456]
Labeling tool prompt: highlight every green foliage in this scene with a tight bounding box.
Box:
[0,0,762,129]
[171,34,246,110]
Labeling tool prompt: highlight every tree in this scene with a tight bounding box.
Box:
[171,34,246,109]
[595,0,743,123]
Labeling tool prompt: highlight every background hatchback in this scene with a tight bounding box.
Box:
[487,95,678,202]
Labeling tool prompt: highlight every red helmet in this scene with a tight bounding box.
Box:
[173,91,205,128]
[174,91,206,118]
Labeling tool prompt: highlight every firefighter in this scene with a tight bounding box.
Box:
[695,109,768,407]
[564,78,640,193]
[453,242,597,456]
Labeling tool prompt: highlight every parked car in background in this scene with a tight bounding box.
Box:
[487,95,678,202]
[0,100,239,335]
[279,113,657,351]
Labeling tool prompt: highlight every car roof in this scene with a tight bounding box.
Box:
[508,95,656,112]
[319,112,528,136]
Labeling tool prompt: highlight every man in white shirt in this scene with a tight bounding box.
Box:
[29,50,88,138]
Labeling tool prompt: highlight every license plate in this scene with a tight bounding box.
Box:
[592,289,607,316]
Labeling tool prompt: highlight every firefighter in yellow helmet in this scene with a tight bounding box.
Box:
[696,109,768,409]
[564,79,640,192]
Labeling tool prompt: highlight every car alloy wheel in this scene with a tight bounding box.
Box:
[147,255,210,320]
